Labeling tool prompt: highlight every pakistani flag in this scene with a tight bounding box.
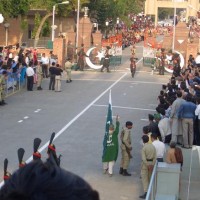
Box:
[102,90,113,160]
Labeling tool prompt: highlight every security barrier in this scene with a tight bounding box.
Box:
[143,57,156,66]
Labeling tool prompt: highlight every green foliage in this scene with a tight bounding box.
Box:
[41,20,51,37]
[158,8,174,20]
[20,17,28,31]
[32,13,41,39]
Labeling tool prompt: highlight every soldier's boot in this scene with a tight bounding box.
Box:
[139,192,147,199]
[119,167,123,175]
[0,101,3,106]
[122,169,131,176]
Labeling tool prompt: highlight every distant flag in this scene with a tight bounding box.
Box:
[102,90,113,160]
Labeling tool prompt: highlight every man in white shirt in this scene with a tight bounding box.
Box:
[195,98,200,145]
[195,52,200,68]
[41,53,49,78]
[158,108,172,143]
[26,63,35,91]
[151,134,166,162]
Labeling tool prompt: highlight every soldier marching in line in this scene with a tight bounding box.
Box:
[33,138,42,161]
[0,71,8,106]
[119,121,133,176]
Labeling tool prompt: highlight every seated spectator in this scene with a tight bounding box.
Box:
[0,160,100,200]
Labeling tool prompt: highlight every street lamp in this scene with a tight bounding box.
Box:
[105,19,109,39]
[116,17,119,33]
[4,23,10,46]
[52,1,69,42]
[172,0,177,51]
[0,14,4,23]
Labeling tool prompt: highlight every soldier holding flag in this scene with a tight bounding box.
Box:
[102,90,120,177]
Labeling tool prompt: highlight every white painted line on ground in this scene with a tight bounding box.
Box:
[26,73,127,163]
[141,119,149,121]
[24,116,29,119]
[93,104,155,112]
[0,74,127,187]
[18,120,23,123]
[34,109,41,113]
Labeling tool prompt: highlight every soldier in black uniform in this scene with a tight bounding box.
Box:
[101,46,111,73]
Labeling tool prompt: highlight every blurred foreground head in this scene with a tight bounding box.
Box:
[0,160,100,200]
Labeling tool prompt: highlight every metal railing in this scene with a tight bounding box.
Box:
[4,69,26,97]
[145,161,158,200]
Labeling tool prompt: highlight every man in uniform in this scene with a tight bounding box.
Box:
[77,44,87,71]
[160,48,166,75]
[64,58,73,83]
[101,46,111,73]
[0,71,8,105]
[139,135,156,199]
[119,121,133,176]
[36,61,43,90]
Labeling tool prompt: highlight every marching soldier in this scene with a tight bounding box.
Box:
[33,138,42,161]
[0,71,8,106]
[139,135,156,199]
[119,121,133,176]
[101,46,111,73]
[18,148,26,168]
[64,58,73,83]
[3,158,11,182]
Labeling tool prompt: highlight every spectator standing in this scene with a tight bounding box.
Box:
[158,108,172,143]
[170,91,185,143]
[195,52,200,68]
[151,134,166,162]
[26,63,34,91]
[41,53,49,78]
[178,94,196,148]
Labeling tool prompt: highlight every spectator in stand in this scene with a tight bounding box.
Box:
[178,94,196,149]
[151,133,166,162]
[158,108,172,143]
[26,62,34,91]
[170,91,185,143]
[195,98,200,145]
[195,52,200,68]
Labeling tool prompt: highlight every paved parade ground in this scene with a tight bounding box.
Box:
[0,42,199,200]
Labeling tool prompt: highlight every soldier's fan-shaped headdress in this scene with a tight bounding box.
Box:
[33,138,42,160]
[3,158,11,181]
[18,148,26,168]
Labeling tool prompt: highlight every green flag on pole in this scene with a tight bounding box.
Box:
[102,90,113,160]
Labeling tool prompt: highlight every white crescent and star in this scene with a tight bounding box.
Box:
[85,47,104,69]
[164,50,184,73]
